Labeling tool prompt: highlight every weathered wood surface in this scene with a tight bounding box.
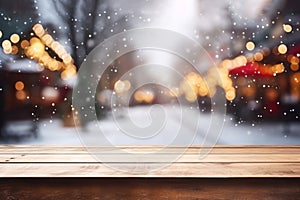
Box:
[1,178,300,200]
[1,146,300,199]
[0,146,300,177]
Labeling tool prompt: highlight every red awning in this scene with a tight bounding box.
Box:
[229,62,273,77]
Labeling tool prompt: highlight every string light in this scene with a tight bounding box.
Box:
[10,33,20,43]
[278,44,287,54]
[246,41,255,51]
[15,81,25,91]
[283,24,292,33]
[0,23,79,79]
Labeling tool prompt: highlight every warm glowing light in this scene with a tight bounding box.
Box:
[221,59,232,69]
[48,61,59,71]
[283,24,292,33]
[11,45,18,55]
[16,90,26,101]
[234,55,247,67]
[41,34,54,46]
[50,41,60,50]
[114,80,126,93]
[28,41,45,57]
[33,23,45,37]
[15,81,25,91]
[290,56,299,65]
[2,40,11,49]
[254,52,263,61]
[114,80,131,94]
[3,47,12,54]
[30,37,41,45]
[62,54,72,64]
[123,80,131,91]
[278,44,287,54]
[198,84,209,96]
[57,48,67,57]
[226,89,236,101]
[246,41,255,51]
[185,92,197,102]
[61,66,77,79]
[21,40,30,49]
[290,64,299,71]
[272,63,285,74]
[292,73,300,84]
[10,33,20,43]
[134,90,154,103]
[0,30,2,38]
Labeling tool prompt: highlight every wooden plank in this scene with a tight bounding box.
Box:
[0,146,300,177]
[1,178,300,200]
[1,153,300,163]
[0,162,300,177]
[1,146,300,198]
[1,145,300,154]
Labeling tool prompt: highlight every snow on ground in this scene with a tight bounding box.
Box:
[1,105,300,145]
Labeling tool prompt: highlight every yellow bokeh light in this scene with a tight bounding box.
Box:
[48,61,59,71]
[290,64,299,71]
[20,40,30,49]
[226,89,236,101]
[11,45,18,55]
[283,24,292,33]
[62,54,72,64]
[15,81,25,91]
[33,23,45,37]
[114,80,126,93]
[292,73,300,84]
[61,66,77,79]
[3,47,12,54]
[113,80,131,93]
[234,55,247,67]
[254,52,263,61]
[123,80,131,91]
[57,48,67,57]
[272,63,285,74]
[290,56,299,65]
[10,33,20,44]
[246,41,255,51]
[16,90,26,101]
[2,39,11,49]
[278,44,287,54]
[198,84,208,96]
[221,59,232,69]
[28,41,45,57]
[134,90,154,103]
[30,37,41,45]
[41,34,54,46]
[50,41,60,50]
[0,30,2,38]
[185,92,197,102]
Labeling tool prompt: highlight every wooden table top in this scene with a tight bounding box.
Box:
[0,145,300,177]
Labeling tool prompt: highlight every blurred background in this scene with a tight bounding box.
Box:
[0,0,299,145]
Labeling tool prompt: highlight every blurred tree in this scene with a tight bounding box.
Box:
[37,0,126,69]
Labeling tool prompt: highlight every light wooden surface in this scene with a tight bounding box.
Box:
[0,145,300,177]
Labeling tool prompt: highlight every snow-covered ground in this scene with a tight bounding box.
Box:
[1,105,299,145]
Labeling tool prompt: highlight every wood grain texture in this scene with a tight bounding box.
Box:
[1,146,300,199]
[1,178,300,200]
[0,146,300,177]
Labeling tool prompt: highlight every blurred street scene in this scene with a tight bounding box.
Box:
[0,0,299,145]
